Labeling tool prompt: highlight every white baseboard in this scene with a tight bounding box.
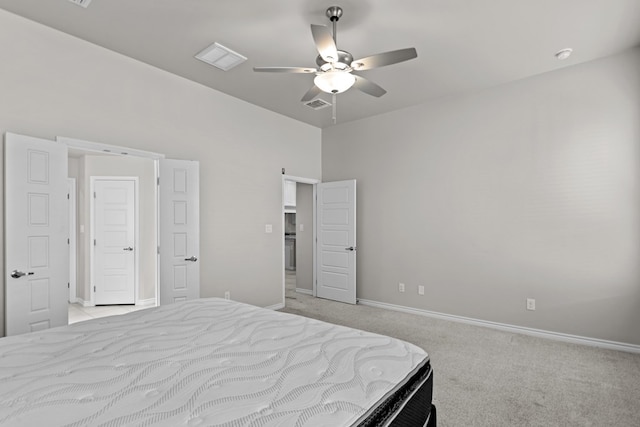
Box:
[295,288,313,296]
[136,298,156,307]
[265,302,285,311]
[358,299,640,354]
[76,298,93,307]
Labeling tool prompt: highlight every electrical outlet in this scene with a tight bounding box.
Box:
[526,298,535,311]
[398,283,405,293]
[224,291,231,300]
[265,224,273,233]
[418,285,425,295]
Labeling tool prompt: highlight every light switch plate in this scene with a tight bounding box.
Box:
[265,224,273,233]
[299,224,304,232]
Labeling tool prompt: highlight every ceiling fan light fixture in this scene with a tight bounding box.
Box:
[314,71,355,94]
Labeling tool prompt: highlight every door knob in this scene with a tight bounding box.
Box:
[123,247,134,251]
[10,270,33,278]
[184,256,198,262]
[345,246,357,251]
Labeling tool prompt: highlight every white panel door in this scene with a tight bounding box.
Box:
[316,180,356,304]
[159,159,200,305]
[4,132,68,335]
[68,178,77,303]
[93,179,136,305]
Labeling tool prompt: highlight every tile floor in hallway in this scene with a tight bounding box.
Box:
[68,303,149,324]
[285,269,296,301]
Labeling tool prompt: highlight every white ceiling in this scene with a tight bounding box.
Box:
[1,0,639,128]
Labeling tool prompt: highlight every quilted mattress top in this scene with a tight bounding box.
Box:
[0,298,428,426]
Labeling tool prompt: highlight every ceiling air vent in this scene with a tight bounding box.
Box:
[304,99,332,110]
[195,43,247,71]
[68,0,92,8]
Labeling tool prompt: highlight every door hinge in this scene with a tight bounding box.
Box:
[157,177,160,186]
[157,246,160,254]
[68,282,70,289]
[94,286,96,292]
[67,238,70,244]
[93,191,96,199]
[67,193,70,200]
[94,239,96,246]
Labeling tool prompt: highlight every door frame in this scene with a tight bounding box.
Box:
[281,175,320,305]
[90,176,139,305]
[57,137,163,307]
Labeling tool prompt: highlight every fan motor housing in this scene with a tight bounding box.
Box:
[316,50,353,70]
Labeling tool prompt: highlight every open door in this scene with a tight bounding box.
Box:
[159,159,200,305]
[316,179,356,304]
[4,133,68,335]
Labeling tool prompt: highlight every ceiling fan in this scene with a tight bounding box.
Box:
[253,5,418,107]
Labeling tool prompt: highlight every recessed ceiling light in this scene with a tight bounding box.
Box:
[195,43,247,71]
[555,48,573,60]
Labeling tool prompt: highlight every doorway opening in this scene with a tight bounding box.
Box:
[63,137,162,314]
[282,176,319,307]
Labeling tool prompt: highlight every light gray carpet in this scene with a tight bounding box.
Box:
[280,291,640,426]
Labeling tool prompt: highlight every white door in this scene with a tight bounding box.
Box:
[93,179,136,305]
[4,132,68,335]
[159,159,200,305]
[316,180,357,304]
[68,178,77,303]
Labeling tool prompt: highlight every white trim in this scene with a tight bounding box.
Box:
[76,298,93,308]
[295,288,313,295]
[358,299,640,354]
[136,298,157,307]
[265,302,285,311]
[282,175,321,185]
[57,137,164,160]
[312,185,317,298]
[154,159,160,307]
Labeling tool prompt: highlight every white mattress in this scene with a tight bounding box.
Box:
[0,298,428,426]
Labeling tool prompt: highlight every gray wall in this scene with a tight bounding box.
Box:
[295,183,314,291]
[322,48,640,345]
[0,10,321,335]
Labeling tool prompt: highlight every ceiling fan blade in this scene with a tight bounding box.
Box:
[353,75,387,97]
[301,85,322,103]
[310,24,339,63]
[253,67,317,73]
[351,48,418,71]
